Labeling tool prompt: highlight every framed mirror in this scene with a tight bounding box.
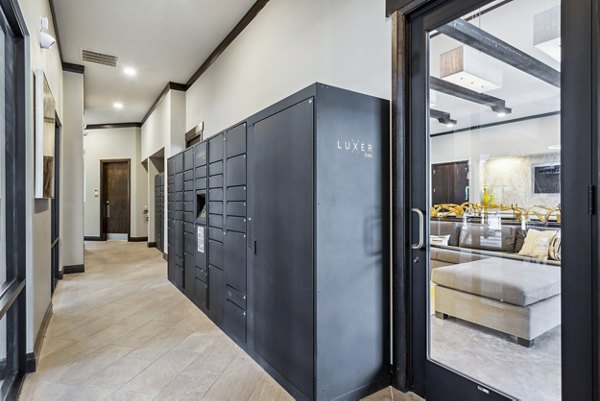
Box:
[34,69,56,199]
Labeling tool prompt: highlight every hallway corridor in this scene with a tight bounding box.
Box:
[18,241,294,401]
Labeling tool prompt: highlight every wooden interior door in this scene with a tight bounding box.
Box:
[101,160,130,240]
[431,161,469,205]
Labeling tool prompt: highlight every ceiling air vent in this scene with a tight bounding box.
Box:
[81,49,118,67]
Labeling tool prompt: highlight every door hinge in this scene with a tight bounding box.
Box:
[588,185,596,215]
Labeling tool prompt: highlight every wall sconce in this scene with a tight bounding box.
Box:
[40,17,56,49]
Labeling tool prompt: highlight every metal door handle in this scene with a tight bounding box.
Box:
[411,208,424,250]
[106,201,111,219]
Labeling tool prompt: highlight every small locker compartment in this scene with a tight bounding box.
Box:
[226,155,246,187]
[184,148,194,171]
[209,202,223,214]
[184,170,194,182]
[175,191,183,202]
[209,160,224,176]
[168,220,176,246]
[223,300,246,343]
[184,231,195,254]
[209,227,224,242]
[209,214,223,228]
[175,173,184,192]
[168,201,176,211]
[226,202,246,217]
[167,158,175,175]
[209,175,223,188]
[184,253,195,296]
[208,239,224,269]
[184,212,195,224]
[196,267,208,283]
[174,153,184,172]
[175,211,184,221]
[224,231,247,293]
[226,216,246,233]
[184,222,195,234]
[209,134,224,163]
[184,201,194,213]
[195,278,208,309]
[184,180,195,191]
[184,191,195,203]
[209,188,223,201]
[226,186,246,202]
[208,265,223,322]
[195,165,207,179]
[225,285,246,310]
[175,222,184,257]
[225,123,246,158]
[195,177,207,190]
[194,142,207,167]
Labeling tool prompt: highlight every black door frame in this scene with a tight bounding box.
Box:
[1,0,28,399]
[51,114,61,292]
[389,0,598,399]
[99,159,131,241]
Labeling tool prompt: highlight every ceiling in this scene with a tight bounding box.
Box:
[430,0,561,134]
[53,0,256,125]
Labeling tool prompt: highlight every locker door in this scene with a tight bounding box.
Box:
[250,98,314,399]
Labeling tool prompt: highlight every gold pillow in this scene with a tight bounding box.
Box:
[518,229,558,260]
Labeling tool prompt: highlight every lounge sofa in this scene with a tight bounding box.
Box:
[430,220,561,347]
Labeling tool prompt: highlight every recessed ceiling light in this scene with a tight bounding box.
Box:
[113,102,124,109]
[124,67,136,76]
[548,144,561,150]
[497,112,506,118]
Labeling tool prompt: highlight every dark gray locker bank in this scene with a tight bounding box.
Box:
[167,83,389,401]
[248,83,389,401]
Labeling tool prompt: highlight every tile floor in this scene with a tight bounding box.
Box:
[18,241,409,401]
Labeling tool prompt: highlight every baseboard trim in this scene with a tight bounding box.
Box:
[57,270,64,280]
[63,264,85,274]
[84,236,102,241]
[129,236,148,242]
[27,303,53,373]
[163,252,168,261]
[147,242,157,248]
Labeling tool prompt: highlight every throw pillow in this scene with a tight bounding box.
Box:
[549,233,562,261]
[430,235,450,246]
[518,229,558,260]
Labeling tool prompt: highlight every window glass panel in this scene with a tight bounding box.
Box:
[427,1,561,399]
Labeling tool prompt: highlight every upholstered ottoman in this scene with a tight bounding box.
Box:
[431,257,561,346]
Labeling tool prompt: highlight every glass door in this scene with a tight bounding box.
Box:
[404,0,585,399]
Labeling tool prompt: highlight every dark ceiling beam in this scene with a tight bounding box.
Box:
[186,0,270,88]
[85,122,142,130]
[430,108,456,126]
[140,82,186,126]
[430,109,449,120]
[430,76,512,113]
[437,18,560,88]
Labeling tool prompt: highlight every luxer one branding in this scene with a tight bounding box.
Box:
[336,139,374,158]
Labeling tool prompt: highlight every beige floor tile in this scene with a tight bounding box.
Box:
[57,344,133,385]
[121,349,201,394]
[106,390,152,401]
[56,386,116,401]
[82,357,153,389]
[18,381,73,401]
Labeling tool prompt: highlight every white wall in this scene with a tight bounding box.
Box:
[83,127,148,238]
[17,0,64,352]
[141,89,186,249]
[185,0,391,137]
[60,71,85,269]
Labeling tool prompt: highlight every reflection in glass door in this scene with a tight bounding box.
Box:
[424,0,561,399]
